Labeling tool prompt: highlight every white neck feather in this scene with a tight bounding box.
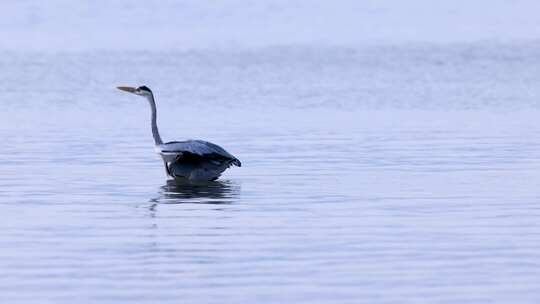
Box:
[147,94,163,146]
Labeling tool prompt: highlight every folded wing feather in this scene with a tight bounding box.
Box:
[156,140,240,166]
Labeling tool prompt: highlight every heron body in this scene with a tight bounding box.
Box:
[117,86,241,181]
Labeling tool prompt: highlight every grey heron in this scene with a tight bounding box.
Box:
[117,86,241,181]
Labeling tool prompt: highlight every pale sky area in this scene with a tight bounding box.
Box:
[1,0,540,50]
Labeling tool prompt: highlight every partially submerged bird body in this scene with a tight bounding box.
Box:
[117,86,241,182]
[158,140,241,181]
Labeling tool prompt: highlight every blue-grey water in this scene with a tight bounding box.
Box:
[2,1,540,301]
[1,43,540,303]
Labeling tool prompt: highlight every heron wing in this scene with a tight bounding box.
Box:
[157,140,241,166]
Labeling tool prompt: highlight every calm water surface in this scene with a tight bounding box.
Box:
[1,44,540,303]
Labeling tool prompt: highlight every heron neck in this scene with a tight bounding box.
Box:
[147,94,163,145]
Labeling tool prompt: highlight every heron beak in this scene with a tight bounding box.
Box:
[117,86,136,93]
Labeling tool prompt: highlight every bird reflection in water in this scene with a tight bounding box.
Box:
[151,179,240,205]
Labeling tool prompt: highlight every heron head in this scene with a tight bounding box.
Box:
[117,85,153,97]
